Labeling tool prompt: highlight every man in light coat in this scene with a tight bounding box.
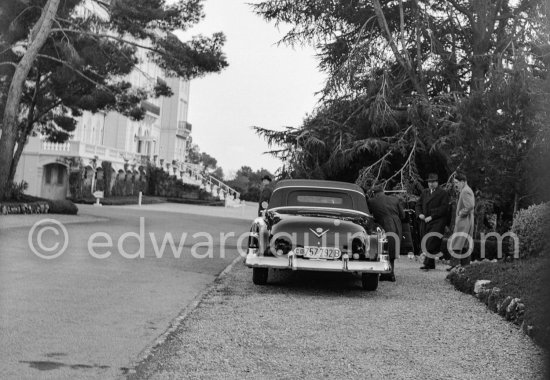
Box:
[448,172,475,270]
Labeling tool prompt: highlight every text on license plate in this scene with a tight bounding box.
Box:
[294,247,341,259]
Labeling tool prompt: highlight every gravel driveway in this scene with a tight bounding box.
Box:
[129,258,546,379]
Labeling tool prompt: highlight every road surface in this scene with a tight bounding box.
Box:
[0,203,255,379]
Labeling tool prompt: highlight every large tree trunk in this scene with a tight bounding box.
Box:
[9,68,42,183]
[0,0,60,200]
[9,135,28,182]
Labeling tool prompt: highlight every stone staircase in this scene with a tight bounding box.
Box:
[179,163,242,206]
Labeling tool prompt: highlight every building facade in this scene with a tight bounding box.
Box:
[14,47,201,199]
[14,2,239,202]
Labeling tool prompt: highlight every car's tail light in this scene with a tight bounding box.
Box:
[248,232,259,249]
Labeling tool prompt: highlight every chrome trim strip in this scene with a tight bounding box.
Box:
[309,228,329,237]
[269,206,371,218]
[245,253,391,273]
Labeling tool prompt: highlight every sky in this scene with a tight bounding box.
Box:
[182,0,325,179]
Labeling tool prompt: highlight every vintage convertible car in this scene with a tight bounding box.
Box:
[245,179,390,290]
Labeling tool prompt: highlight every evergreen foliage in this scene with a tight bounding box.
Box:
[252,0,550,215]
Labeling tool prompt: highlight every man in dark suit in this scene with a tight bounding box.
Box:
[415,173,450,270]
[367,185,405,282]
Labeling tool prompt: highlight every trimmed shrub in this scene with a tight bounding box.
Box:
[46,199,78,215]
[101,161,113,197]
[0,201,49,214]
[509,203,549,259]
[166,197,224,206]
[1,194,77,215]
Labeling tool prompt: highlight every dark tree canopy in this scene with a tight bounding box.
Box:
[253,0,549,214]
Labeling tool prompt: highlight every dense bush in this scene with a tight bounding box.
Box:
[241,186,260,202]
[439,237,513,261]
[2,181,28,201]
[146,166,208,199]
[509,203,549,259]
[101,161,113,197]
[46,199,79,215]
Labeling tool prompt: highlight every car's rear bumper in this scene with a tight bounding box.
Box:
[245,252,391,273]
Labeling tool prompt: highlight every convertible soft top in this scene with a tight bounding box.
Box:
[269,179,369,213]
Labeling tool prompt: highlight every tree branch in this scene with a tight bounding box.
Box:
[372,0,425,96]
[446,0,475,25]
[382,137,417,189]
[0,62,17,68]
[50,28,164,56]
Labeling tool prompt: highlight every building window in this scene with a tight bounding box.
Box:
[83,122,88,143]
[45,166,52,184]
[91,122,96,144]
[99,120,105,145]
[57,167,64,185]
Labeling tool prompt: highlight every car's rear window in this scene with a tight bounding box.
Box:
[286,190,353,209]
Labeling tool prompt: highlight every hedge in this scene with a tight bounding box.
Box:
[447,257,550,350]
[2,195,79,215]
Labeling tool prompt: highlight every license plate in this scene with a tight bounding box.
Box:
[294,247,341,259]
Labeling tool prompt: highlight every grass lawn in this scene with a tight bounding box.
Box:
[70,195,166,205]
[450,254,550,350]
[71,195,224,207]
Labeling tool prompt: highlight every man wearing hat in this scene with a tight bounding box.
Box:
[415,173,450,270]
[366,185,405,282]
[258,175,273,216]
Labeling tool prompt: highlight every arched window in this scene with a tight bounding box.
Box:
[144,130,150,155]
[82,121,89,142]
[99,119,105,145]
[94,120,100,145]
[90,121,96,144]
[137,126,143,153]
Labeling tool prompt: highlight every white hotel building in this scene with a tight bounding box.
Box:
[14,45,201,200]
[14,2,239,202]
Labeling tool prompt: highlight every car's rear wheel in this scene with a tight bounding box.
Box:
[252,268,268,285]
[361,273,379,291]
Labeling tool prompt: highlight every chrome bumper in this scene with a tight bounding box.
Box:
[245,252,391,274]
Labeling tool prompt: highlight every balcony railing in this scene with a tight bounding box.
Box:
[177,121,192,137]
[32,138,137,164]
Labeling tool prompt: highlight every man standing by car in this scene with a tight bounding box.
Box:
[416,173,450,270]
[367,185,405,282]
[448,172,475,270]
[257,175,273,216]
